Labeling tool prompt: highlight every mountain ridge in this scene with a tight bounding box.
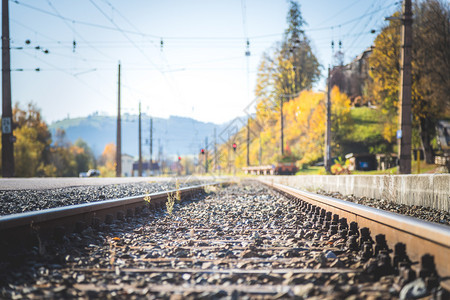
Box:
[49,113,234,158]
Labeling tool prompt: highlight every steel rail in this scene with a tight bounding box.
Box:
[0,182,225,242]
[259,180,450,283]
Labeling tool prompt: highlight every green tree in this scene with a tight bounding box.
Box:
[73,138,96,174]
[255,0,321,102]
[49,129,78,177]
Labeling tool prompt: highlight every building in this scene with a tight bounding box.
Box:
[121,154,134,177]
[330,46,373,105]
[345,153,377,171]
[132,161,160,176]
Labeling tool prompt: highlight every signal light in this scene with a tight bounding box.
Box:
[232,143,237,152]
[201,149,205,155]
[178,156,181,161]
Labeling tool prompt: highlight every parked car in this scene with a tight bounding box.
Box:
[79,169,101,177]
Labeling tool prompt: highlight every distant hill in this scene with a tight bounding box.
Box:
[49,113,231,158]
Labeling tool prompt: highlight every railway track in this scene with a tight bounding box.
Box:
[0,180,448,299]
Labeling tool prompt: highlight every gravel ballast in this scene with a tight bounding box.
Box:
[317,190,450,227]
[1,182,446,299]
[1,178,448,228]
[0,178,215,216]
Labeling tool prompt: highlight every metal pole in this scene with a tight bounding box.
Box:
[398,0,412,174]
[325,67,332,173]
[138,101,142,176]
[149,118,153,174]
[281,98,284,156]
[259,132,262,165]
[115,62,121,177]
[2,0,14,177]
[205,137,208,173]
[227,133,230,174]
[214,128,217,173]
[247,118,250,166]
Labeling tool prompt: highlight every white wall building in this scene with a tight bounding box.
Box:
[121,154,134,177]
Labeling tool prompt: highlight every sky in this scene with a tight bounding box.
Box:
[6,0,401,125]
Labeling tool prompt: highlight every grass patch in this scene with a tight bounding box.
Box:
[348,107,384,143]
[295,166,325,175]
[352,162,441,174]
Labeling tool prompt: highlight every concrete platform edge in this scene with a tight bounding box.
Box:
[260,174,450,212]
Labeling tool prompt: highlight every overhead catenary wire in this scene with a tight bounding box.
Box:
[46,0,113,60]
[19,50,114,105]
[10,0,401,126]
[87,0,159,71]
[11,0,398,41]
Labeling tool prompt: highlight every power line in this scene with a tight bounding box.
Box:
[11,0,398,41]
[87,0,158,68]
[317,0,361,26]
[46,0,113,60]
[11,0,154,37]
[20,50,113,104]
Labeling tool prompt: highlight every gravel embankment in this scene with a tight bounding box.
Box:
[1,182,446,299]
[0,179,214,216]
[317,190,450,227]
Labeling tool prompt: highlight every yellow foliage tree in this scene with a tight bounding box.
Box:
[11,102,53,177]
[369,2,450,163]
[330,86,353,155]
[98,143,116,177]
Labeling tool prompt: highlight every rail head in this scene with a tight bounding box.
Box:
[0,182,226,231]
[258,179,450,282]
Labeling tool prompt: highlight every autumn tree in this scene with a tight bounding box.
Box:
[98,143,116,177]
[11,102,53,177]
[250,0,321,164]
[49,129,78,177]
[255,0,321,101]
[73,138,96,174]
[369,1,450,163]
[412,0,450,162]
[0,102,97,177]
[368,12,401,153]
[330,86,354,156]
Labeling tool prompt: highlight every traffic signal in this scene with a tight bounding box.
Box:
[232,143,237,152]
[178,156,181,161]
[201,149,205,155]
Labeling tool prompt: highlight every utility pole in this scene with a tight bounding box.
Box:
[227,132,231,174]
[115,62,122,177]
[149,118,153,174]
[398,0,412,174]
[138,101,142,176]
[324,67,332,173]
[204,137,208,173]
[247,118,250,166]
[280,98,284,156]
[214,128,217,173]
[259,132,262,166]
[2,0,14,177]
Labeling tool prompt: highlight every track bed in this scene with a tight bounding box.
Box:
[0,182,447,299]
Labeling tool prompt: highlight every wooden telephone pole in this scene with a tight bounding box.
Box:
[115,62,122,177]
[398,0,412,174]
[324,67,332,173]
[247,118,250,166]
[138,102,142,176]
[149,118,153,173]
[2,0,14,177]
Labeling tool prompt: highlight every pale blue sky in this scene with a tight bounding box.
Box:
[7,0,400,124]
